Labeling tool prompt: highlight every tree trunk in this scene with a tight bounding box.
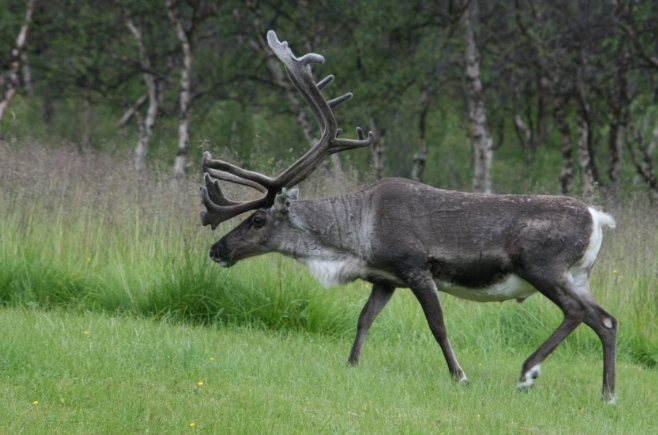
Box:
[167,1,192,176]
[21,51,33,96]
[577,115,595,201]
[513,114,533,165]
[554,98,574,195]
[0,0,35,133]
[575,66,601,188]
[81,92,91,150]
[411,88,430,182]
[607,53,630,199]
[607,114,622,196]
[460,2,493,193]
[117,94,147,127]
[369,117,385,180]
[627,124,658,204]
[126,18,158,173]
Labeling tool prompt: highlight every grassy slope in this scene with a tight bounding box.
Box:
[1,308,657,435]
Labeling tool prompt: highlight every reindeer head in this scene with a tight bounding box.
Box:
[208,189,299,267]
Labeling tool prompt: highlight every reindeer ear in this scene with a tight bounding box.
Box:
[274,188,291,219]
[288,188,299,201]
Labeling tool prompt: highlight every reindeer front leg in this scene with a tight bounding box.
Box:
[347,284,395,365]
[403,269,468,384]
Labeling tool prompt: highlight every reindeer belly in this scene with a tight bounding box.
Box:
[436,273,537,302]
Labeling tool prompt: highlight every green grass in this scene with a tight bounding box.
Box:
[1,307,658,434]
[1,142,658,433]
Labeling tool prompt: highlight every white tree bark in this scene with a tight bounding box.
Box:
[126,18,158,172]
[81,92,91,149]
[369,117,385,180]
[411,88,430,182]
[514,114,533,163]
[577,115,595,201]
[21,51,33,96]
[167,1,192,176]
[554,98,574,195]
[460,1,493,193]
[117,93,147,127]
[0,0,35,130]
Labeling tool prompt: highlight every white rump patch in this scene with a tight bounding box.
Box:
[578,208,616,270]
[437,274,537,303]
[518,364,541,389]
[567,208,616,299]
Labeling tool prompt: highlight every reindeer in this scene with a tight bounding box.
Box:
[200,31,618,403]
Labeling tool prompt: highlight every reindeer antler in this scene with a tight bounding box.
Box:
[200,30,374,229]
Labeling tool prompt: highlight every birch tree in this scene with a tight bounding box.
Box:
[126,17,158,172]
[411,86,431,182]
[460,0,493,193]
[166,0,216,176]
[0,0,35,134]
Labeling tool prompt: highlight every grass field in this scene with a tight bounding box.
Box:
[2,307,658,435]
[1,143,657,433]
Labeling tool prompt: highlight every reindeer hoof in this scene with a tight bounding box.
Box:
[456,374,469,386]
[518,364,541,390]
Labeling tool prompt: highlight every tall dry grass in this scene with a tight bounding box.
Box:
[0,141,656,368]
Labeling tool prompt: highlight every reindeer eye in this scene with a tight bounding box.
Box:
[252,216,265,228]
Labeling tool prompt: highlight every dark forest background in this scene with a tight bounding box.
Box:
[2,0,658,202]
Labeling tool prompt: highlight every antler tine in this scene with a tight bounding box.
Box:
[283,129,374,189]
[316,75,334,90]
[327,93,353,108]
[203,152,274,189]
[204,168,268,194]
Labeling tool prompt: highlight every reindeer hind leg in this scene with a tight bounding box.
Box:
[570,268,617,403]
[517,269,591,390]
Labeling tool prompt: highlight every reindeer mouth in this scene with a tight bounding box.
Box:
[213,259,231,267]
[208,249,233,267]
